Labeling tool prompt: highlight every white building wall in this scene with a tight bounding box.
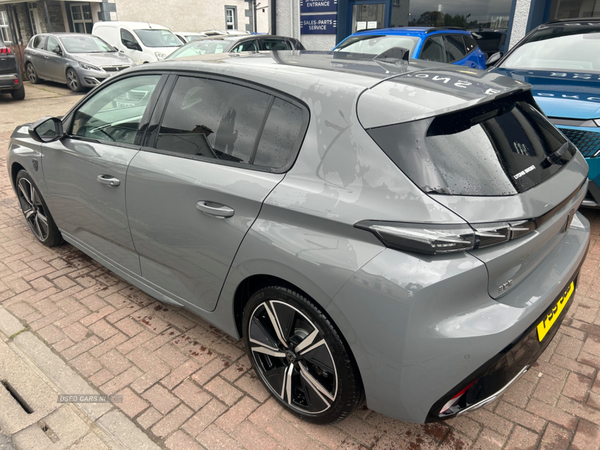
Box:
[509,0,532,48]
[113,0,267,33]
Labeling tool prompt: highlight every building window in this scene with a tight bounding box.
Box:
[0,10,10,42]
[28,2,42,35]
[549,0,600,19]
[225,6,237,30]
[71,4,93,34]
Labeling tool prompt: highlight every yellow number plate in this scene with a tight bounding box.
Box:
[537,281,575,342]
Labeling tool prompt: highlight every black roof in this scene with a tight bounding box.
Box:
[425,26,467,34]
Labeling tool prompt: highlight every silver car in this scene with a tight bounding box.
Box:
[25,33,134,92]
[7,52,590,424]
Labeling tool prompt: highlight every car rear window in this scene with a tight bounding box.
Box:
[368,93,576,196]
[335,35,419,56]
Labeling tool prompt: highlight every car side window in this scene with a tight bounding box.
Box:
[46,36,60,53]
[254,98,306,170]
[464,35,477,54]
[262,39,292,51]
[121,29,138,48]
[154,76,271,164]
[32,35,46,49]
[420,36,446,63]
[231,40,258,53]
[70,75,161,145]
[444,35,467,62]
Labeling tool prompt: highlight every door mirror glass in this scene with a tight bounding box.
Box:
[28,117,64,143]
[486,51,503,67]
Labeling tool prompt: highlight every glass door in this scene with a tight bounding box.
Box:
[351,2,387,33]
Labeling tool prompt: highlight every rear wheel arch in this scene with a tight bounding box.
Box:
[234,275,311,338]
[233,273,363,380]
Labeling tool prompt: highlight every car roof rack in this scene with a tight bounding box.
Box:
[425,27,466,33]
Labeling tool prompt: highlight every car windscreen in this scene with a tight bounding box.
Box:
[133,29,181,47]
[335,35,419,56]
[368,93,575,196]
[500,25,600,71]
[167,40,231,58]
[60,35,115,53]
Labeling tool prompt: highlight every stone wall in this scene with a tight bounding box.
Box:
[113,0,267,33]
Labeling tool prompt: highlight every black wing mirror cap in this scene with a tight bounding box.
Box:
[486,51,503,68]
[28,116,64,143]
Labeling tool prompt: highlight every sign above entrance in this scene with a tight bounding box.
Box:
[300,0,337,13]
[301,13,337,34]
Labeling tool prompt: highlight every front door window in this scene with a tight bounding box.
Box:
[71,75,161,145]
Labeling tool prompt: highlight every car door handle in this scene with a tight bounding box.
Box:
[196,201,234,218]
[97,175,121,187]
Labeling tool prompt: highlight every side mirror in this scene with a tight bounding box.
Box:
[28,117,64,143]
[486,51,503,68]
[52,46,62,55]
[124,41,141,51]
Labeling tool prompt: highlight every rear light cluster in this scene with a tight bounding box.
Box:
[0,47,11,54]
[355,218,537,255]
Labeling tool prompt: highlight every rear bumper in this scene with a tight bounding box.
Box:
[427,272,580,422]
[0,73,22,91]
[329,212,590,423]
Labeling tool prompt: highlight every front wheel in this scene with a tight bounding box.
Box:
[66,68,83,92]
[243,286,363,424]
[15,170,63,247]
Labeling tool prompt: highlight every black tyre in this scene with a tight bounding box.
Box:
[11,85,25,100]
[243,286,363,424]
[66,68,83,92]
[15,170,63,247]
[26,63,41,84]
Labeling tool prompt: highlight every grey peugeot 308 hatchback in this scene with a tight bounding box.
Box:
[7,51,590,424]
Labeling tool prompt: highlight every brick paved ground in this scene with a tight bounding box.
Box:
[2,85,600,449]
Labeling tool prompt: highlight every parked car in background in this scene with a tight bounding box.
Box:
[489,19,600,207]
[174,32,206,44]
[93,21,181,64]
[24,33,134,92]
[334,27,486,69]
[470,28,508,59]
[174,30,251,44]
[8,51,589,424]
[0,37,24,100]
[166,34,305,59]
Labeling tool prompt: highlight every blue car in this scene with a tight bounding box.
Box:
[490,19,600,207]
[334,27,486,69]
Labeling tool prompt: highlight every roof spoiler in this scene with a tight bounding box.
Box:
[373,47,409,65]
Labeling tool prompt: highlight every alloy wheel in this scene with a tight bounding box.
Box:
[17,177,49,241]
[248,300,338,414]
[26,64,37,83]
[67,70,78,91]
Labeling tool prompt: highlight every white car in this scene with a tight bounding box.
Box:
[93,21,180,64]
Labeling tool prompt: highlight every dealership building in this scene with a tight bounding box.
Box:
[272,0,600,52]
